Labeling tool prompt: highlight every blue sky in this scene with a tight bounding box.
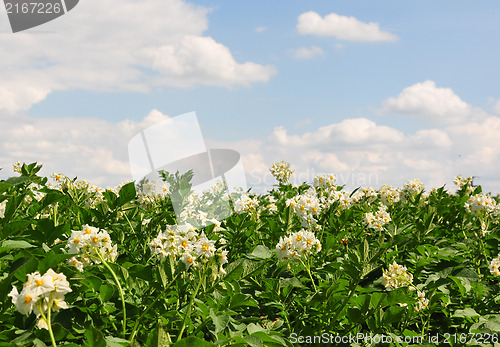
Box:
[1,0,500,193]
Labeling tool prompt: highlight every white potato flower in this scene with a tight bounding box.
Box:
[381,262,413,289]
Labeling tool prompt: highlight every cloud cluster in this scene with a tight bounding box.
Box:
[0,0,275,112]
[2,107,499,194]
[379,80,474,124]
[0,110,171,186]
[297,11,398,42]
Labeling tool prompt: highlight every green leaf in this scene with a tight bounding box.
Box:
[243,335,263,347]
[0,240,35,253]
[382,305,406,325]
[279,277,305,289]
[105,336,131,347]
[453,308,480,318]
[84,326,107,347]
[145,321,171,347]
[247,245,272,260]
[99,284,114,302]
[210,312,230,334]
[116,182,136,207]
[223,260,244,282]
[2,221,31,238]
[247,323,266,335]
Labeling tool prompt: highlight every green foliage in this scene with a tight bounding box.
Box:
[0,163,499,346]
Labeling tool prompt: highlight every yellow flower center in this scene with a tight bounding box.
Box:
[182,241,188,247]
[74,237,80,244]
[296,235,302,241]
[24,296,32,304]
[93,237,99,243]
[36,280,43,286]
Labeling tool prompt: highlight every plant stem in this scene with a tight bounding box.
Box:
[177,269,203,342]
[300,258,317,292]
[38,299,57,347]
[95,250,127,338]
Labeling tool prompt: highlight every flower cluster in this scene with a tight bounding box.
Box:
[8,269,71,329]
[149,224,228,273]
[270,161,293,184]
[276,229,321,262]
[465,193,498,216]
[489,254,500,276]
[415,290,430,312]
[136,179,170,208]
[13,161,22,173]
[313,174,337,189]
[454,175,474,194]
[23,182,46,203]
[401,179,425,199]
[233,193,259,213]
[66,225,118,272]
[381,262,413,289]
[364,204,391,231]
[261,195,278,213]
[378,184,401,205]
[286,188,321,226]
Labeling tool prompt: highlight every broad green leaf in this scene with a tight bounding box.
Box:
[453,308,480,318]
[99,284,114,302]
[247,245,272,259]
[0,240,35,253]
[84,326,107,347]
[116,182,136,207]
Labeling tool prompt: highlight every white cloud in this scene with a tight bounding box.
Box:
[255,27,268,33]
[379,80,474,125]
[0,0,276,112]
[297,11,398,42]
[0,110,175,186]
[2,109,499,195]
[207,116,500,194]
[293,46,324,59]
[0,83,51,112]
[148,36,276,87]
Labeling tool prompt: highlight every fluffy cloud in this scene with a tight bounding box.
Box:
[0,83,51,113]
[2,109,499,195]
[213,116,499,194]
[148,36,276,87]
[293,46,324,59]
[0,0,275,112]
[379,80,474,125]
[0,109,172,186]
[297,11,398,42]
